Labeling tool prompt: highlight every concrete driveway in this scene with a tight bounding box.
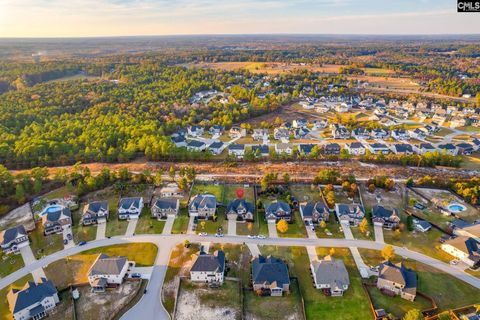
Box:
[62,227,75,249]
[162,216,175,235]
[227,218,236,236]
[96,222,106,240]
[19,246,46,282]
[126,219,139,236]
[374,225,385,243]
[187,216,196,235]
[267,221,278,238]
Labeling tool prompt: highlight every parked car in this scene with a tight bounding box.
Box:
[199,232,208,236]
[214,233,224,237]
[79,241,87,246]
[131,273,142,278]
[63,239,68,245]
[67,234,72,240]
[143,289,147,294]
[257,235,266,239]
[247,235,256,239]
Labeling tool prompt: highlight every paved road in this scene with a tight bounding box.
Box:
[19,246,46,282]
[3,234,480,319]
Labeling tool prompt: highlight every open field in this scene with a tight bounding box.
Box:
[224,183,255,203]
[45,73,101,83]
[461,155,480,170]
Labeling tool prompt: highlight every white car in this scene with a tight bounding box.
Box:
[257,235,266,239]
[199,232,208,236]
[215,233,224,237]
[450,260,459,266]
[247,235,257,239]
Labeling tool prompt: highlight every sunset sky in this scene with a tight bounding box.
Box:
[1,0,479,37]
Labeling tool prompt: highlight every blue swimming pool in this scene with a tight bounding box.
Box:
[448,203,466,213]
[40,205,63,216]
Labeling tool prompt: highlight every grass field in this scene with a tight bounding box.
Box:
[290,184,321,202]
[134,208,165,234]
[191,182,225,203]
[71,205,97,243]
[0,251,24,278]
[45,73,100,83]
[80,243,158,266]
[171,207,190,234]
[29,223,64,259]
[461,155,480,170]
[223,184,255,203]
[0,274,33,320]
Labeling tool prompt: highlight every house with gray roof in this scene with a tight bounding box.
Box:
[372,205,400,229]
[151,198,179,219]
[226,198,254,221]
[190,250,225,284]
[335,203,365,227]
[377,261,417,301]
[310,256,350,296]
[187,140,206,152]
[0,225,29,254]
[252,255,290,296]
[265,200,292,222]
[41,205,72,235]
[441,236,480,268]
[87,254,133,292]
[299,201,329,224]
[252,145,270,157]
[118,197,144,220]
[171,135,187,148]
[81,201,109,226]
[228,143,246,158]
[7,278,59,320]
[188,194,217,219]
[208,141,224,155]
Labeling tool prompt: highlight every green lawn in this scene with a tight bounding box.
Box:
[315,214,344,238]
[0,251,24,278]
[80,242,158,266]
[290,184,321,202]
[236,207,268,236]
[134,208,165,234]
[190,182,225,203]
[0,274,33,320]
[43,186,74,201]
[171,207,190,234]
[223,184,255,203]
[29,223,64,259]
[350,223,374,241]
[278,210,308,238]
[71,204,97,244]
[259,246,372,320]
[195,208,227,234]
[435,127,454,137]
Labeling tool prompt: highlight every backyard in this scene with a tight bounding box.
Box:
[190,182,225,203]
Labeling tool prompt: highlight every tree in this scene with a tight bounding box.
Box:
[319,220,327,229]
[325,191,336,208]
[200,221,206,230]
[282,173,290,184]
[402,309,423,320]
[394,228,401,239]
[153,170,163,187]
[368,184,376,193]
[183,240,190,248]
[406,177,414,187]
[329,248,335,256]
[247,222,253,234]
[437,311,452,320]
[359,218,369,234]
[406,215,414,231]
[15,184,26,204]
[276,219,289,233]
[381,245,395,261]
[168,166,176,181]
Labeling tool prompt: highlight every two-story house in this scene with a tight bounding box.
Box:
[299,201,329,224]
[226,198,254,221]
[335,203,365,227]
[41,205,72,235]
[372,205,400,229]
[265,200,292,222]
[151,198,179,219]
[88,254,133,292]
[190,250,225,284]
[377,261,417,301]
[188,194,217,219]
[252,255,290,296]
[311,256,350,296]
[118,197,144,220]
[81,201,109,226]
[0,225,29,254]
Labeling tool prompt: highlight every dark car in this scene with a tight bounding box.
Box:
[78,241,87,246]
[143,289,148,294]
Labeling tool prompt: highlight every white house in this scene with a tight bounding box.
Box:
[345,142,366,155]
[187,140,207,152]
[87,254,133,292]
[190,251,225,284]
[310,256,350,296]
[275,143,293,155]
[188,125,204,137]
[0,225,29,254]
[188,194,217,218]
[368,143,390,155]
[81,201,109,225]
[228,143,246,158]
[392,129,409,140]
[208,141,224,155]
[118,197,144,220]
[7,278,59,320]
[441,236,480,268]
[252,129,269,141]
[335,103,350,113]
[229,126,246,138]
[438,143,458,156]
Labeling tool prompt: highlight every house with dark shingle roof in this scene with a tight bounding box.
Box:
[264,200,291,222]
[252,255,290,296]
[335,203,365,227]
[228,143,246,158]
[41,205,72,235]
[88,254,133,292]
[226,199,254,221]
[345,142,366,155]
[438,143,458,156]
[252,145,270,157]
[310,256,350,296]
[368,143,390,155]
[298,144,315,156]
[187,140,206,152]
[188,194,217,218]
[81,201,109,226]
[0,225,29,254]
[299,201,329,224]
[456,143,474,155]
[151,198,179,219]
[377,261,417,301]
[372,205,400,229]
[392,143,414,155]
[118,197,144,220]
[171,135,187,148]
[441,236,480,268]
[7,278,59,320]
[190,250,225,284]
[415,143,436,154]
[208,141,224,155]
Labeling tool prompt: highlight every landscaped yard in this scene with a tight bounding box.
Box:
[0,250,24,278]
[315,214,344,239]
[195,207,228,234]
[290,184,321,202]
[29,223,64,259]
[223,183,255,203]
[0,274,33,320]
[361,185,406,212]
[171,207,190,234]
[190,182,225,203]
[278,210,308,238]
[134,208,165,234]
[71,204,97,243]
[359,249,480,316]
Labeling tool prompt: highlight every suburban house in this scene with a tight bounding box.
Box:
[41,205,72,235]
[171,135,187,148]
[252,129,269,141]
[372,205,400,229]
[252,145,270,157]
[438,143,458,156]
[299,201,329,224]
[226,198,254,221]
[331,124,350,139]
[370,128,389,139]
[441,237,480,268]
[415,143,436,154]
[408,128,426,140]
[228,143,246,158]
[456,143,475,156]
[450,117,467,128]
[453,224,480,242]
[151,198,179,219]
[209,125,225,136]
[118,197,144,220]
[7,278,59,320]
[392,144,414,155]
[292,119,308,128]
[335,203,365,227]
[187,140,207,152]
[368,143,390,155]
[312,119,328,130]
[413,219,432,233]
[160,183,183,198]
[345,142,366,155]
[392,129,409,140]
[273,128,290,140]
[252,255,290,296]
[377,261,417,301]
[264,200,292,222]
[87,254,133,292]
[352,127,370,139]
[188,194,217,219]
[323,143,341,155]
[188,125,204,137]
[275,143,293,155]
[0,225,29,254]
[294,127,310,139]
[190,250,225,284]
[298,144,315,156]
[81,201,109,225]
[229,126,246,138]
[208,141,224,155]
[310,256,350,296]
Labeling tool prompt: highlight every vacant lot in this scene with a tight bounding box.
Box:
[361,185,405,212]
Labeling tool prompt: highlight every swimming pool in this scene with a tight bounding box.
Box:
[40,205,63,216]
[448,203,466,213]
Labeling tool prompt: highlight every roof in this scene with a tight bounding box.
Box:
[394,144,413,153]
[229,143,245,151]
[7,278,57,314]
[265,200,291,215]
[300,201,328,218]
[456,143,473,149]
[0,225,27,245]
[443,237,480,263]
[325,143,340,149]
[311,256,350,290]
[84,201,108,215]
[415,220,432,230]
[349,142,365,149]
[252,256,290,287]
[419,143,435,150]
[336,203,365,217]
[372,206,399,220]
[190,194,217,210]
[209,141,224,149]
[450,219,474,229]
[153,198,178,210]
[227,198,254,214]
[191,251,225,273]
[276,143,293,150]
[171,136,186,143]
[378,261,417,295]
[438,143,456,150]
[88,254,128,276]
[119,197,142,210]
[370,143,389,149]
[299,144,315,154]
[252,145,269,154]
[188,140,206,148]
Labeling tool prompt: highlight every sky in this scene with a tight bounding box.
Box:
[0,0,479,37]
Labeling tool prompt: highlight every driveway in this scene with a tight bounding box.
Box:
[227,218,236,236]
[187,216,196,235]
[306,246,318,262]
[246,243,261,257]
[96,222,106,240]
[130,267,154,280]
[374,225,385,243]
[126,219,139,236]
[19,246,46,282]
[340,222,354,240]
[267,221,278,238]
[162,216,175,235]
[306,225,317,239]
[63,227,75,249]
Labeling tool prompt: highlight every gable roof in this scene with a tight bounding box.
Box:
[118,197,142,210]
[311,256,350,290]
[208,141,224,149]
[189,194,217,210]
[252,255,290,287]
[188,140,206,148]
[227,198,254,214]
[8,278,57,314]
[265,200,291,215]
[84,201,108,215]
[378,261,417,295]
[0,225,27,245]
[300,201,328,218]
[191,250,225,273]
[372,206,399,220]
[252,145,269,154]
[88,254,128,276]
[153,198,178,210]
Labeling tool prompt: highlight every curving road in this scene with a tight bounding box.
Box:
[2,234,480,320]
